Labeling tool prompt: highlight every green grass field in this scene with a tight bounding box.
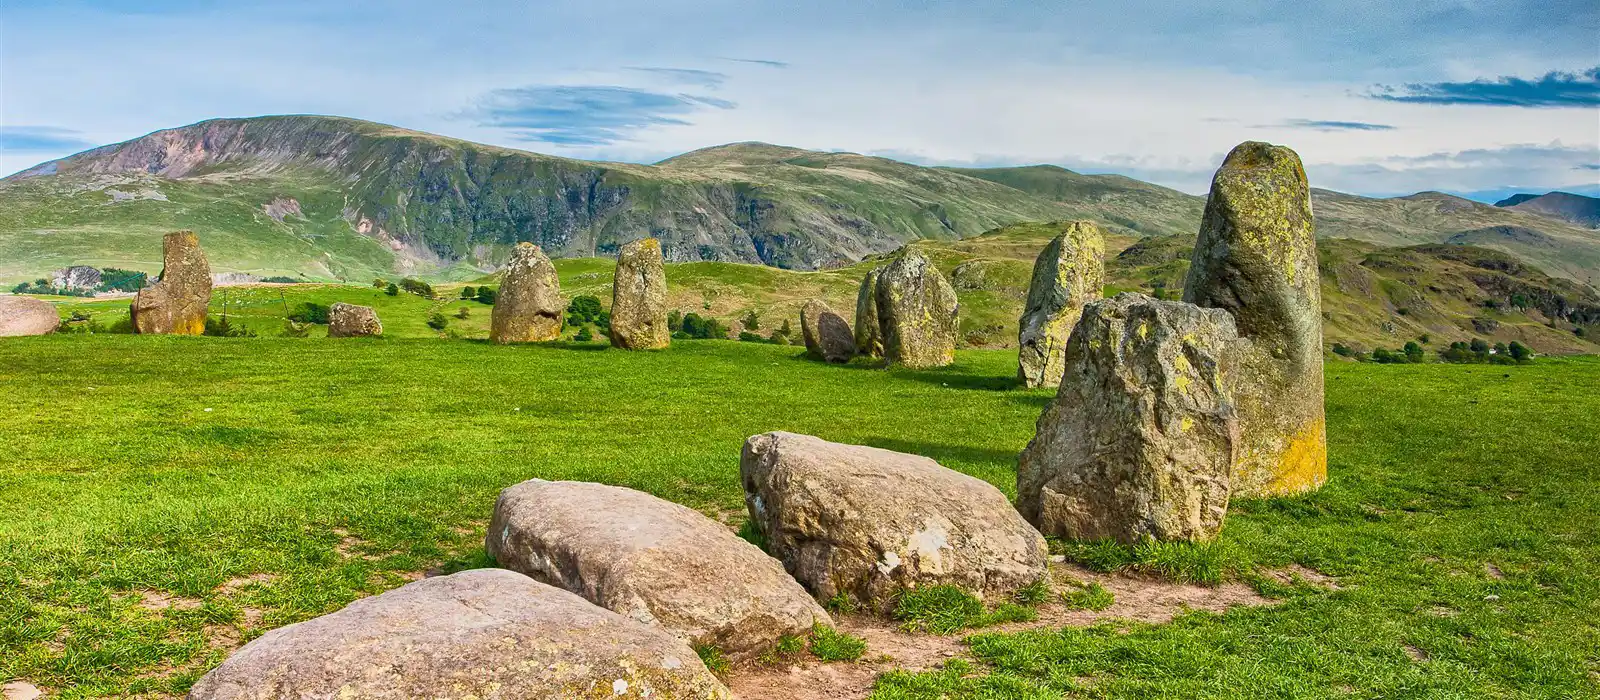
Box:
[0,336,1596,698]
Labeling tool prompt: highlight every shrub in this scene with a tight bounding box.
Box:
[259,276,300,284]
[1508,341,1533,363]
[460,286,476,299]
[741,310,760,331]
[1576,327,1587,338]
[203,316,256,338]
[426,312,449,331]
[476,287,497,305]
[1403,341,1424,363]
[1331,343,1353,357]
[574,326,594,342]
[385,283,399,296]
[1419,334,1431,344]
[372,278,387,289]
[400,278,435,298]
[738,331,765,343]
[287,302,330,324]
[667,309,683,332]
[679,312,727,340]
[567,295,604,325]
[455,307,471,319]
[808,624,866,662]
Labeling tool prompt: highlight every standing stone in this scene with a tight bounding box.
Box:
[1183,141,1326,497]
[610,238,670,350]
[327,302,382,337]
[487,480,831,657]
[131,231,210,335]
[1018,221,1106,388]
[1017,293,1241,543]
[800,299,856,363]
[0,297,59,337]
[854,267,884,357]
[874,249,959,368]
[187,569,729,699]
[742,432,1047,612]
[490,242,565,343]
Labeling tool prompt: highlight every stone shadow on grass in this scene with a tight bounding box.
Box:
[889,365,1021,391]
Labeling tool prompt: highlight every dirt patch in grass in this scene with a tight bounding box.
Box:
[2,682,45,700]
[134,590,203,612]
[217,573,277,593]
[1262,564,1342,590]
[724,562,1272,699]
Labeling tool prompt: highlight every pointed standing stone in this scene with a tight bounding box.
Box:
[1017,221,1105,388]
[874,249,958,368]
[131,231,211,335]
[490,243,565,343]
[610,238,671,350]
[1183,141,1326,497]
[854,267,884,357]
[800,299,856,363]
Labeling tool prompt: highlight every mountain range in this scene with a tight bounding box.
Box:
[2,114,1597,292]
[1493,191,1600,229]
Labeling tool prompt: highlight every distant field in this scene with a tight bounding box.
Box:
[0,336,1595,698]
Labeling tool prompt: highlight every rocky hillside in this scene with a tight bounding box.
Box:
[1494,191,1600,229]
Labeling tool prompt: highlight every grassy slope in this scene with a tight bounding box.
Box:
[0,337,1595,698]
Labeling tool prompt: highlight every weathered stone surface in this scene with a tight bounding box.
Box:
[1018,221,1106,388]
[490,242,565,343]
[0,297,59,337]
[1017,293,1241,543]
[854,267,884,357]
[610,238,670,350]
[131,231,210,335]
[741,432,1047,612]
[800,299,857,363]
[327,302,382,338]
[874,249,959,368]
[1183,141,1326,497]
[188,568,728,699]
[487,480,831,657]
[52,265,102,291]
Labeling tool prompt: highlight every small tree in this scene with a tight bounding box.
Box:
[574,326,594,342]
[1403,341,1424,363]
[477,286,497,305]
[461,286,477,299]
[372,278,387,289]
[1469,338,1490,354]
[455,307,471,319]
[1508,341,1533,363]
[741,310,760,331]
[385,282,399,296]
[427,312,449,331]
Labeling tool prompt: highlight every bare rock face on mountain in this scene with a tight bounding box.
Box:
[327,302,382,338]
[1017,221,1106,388]
[0,297,58,337]
[741,432,1047,612]
[610,238,670,350]
[800,299,857,363]
[487,480,831,657]
[1183,141,1326,497]
[854,267,884,357]
[874,250,959,368]
[490,242,564,343]
[1017,294,1241,543]
[131,231,210,335]
[187,569,729,699]
[52,266,102,291]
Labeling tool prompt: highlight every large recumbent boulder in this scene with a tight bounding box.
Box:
[0,297,59,337]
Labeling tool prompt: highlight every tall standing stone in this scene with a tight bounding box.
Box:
[800,299,856,363]
[490,242,565,343]
[131,231,211,335]
[854,267,884,357]
[1183,141,1326,497]
[1017,221,1105,388]
[1017,294,1241,543]
[610,238,670,350]
[874,249,958,368]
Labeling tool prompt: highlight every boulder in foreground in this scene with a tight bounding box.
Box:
[800,298,857,363]
[610,238,670,350]
[741,431,1047,612]
[1018,293,1241,543]
[490,242,564,343]
[0,297,58,337]
[487,479,830,657]
[131,231,211,335]
[875,249,959,368]
[1018,221,1105,388]
[327,302,382,338]
[187,568,728,699]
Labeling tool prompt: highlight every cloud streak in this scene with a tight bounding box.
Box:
[1276,119,1396,132]
[1368,66,1600,107]
[0,125,96,152]
[625,67,728,88]
[718,57,789,68]
[469,85,737,146]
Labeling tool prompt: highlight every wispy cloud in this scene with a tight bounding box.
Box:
[718,57,789,69]
[0,125,96,152]
[1276,118,1396,131]
[469,85,737,146]
[1368,66,1599,107]
[625,67,728,88]
[1578,164,1600,171]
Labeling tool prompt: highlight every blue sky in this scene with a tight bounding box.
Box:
[2,0,1597,199]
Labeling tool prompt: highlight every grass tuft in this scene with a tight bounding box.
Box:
[735,518,766,552]
[894,585,1041,634]
[808,623,867,662]
[1051,537,1230,586]
[1060,581,1115,611]
[758,633,806,666]
[693,643,729,675]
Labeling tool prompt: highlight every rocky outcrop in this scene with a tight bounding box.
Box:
[327,302,382,337]
[187,568,729,699]
[487,480,830,657]
[874,249,959,368]
[854,267,884,357]
[1017,221,1105,388]
[490,242,564,343]
[800,299,856,363]
[741,432,1047,612]
[131,231,211,335]
[0,297,59,337]
[1017,294,1241,543]
[52,266,101,291]
[610,238,670,350]
[1183,142,1326,497]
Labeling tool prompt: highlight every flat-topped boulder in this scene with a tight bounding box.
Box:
[800,299,857,363]
[327,302,381,338]
[1018,221,1105,388]
[854,267,884,357]
[1183,141,1326,497]
[491,242,564,343]
[0,297,58,337]
[610,238,670,350]
[875,249,959,368]
[187,568,728,699]
[131,231,211,335]
[1018,293,1241,543]
[487,480,830,657]
[741,432,1047,612]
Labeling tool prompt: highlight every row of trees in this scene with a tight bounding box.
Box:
[1333,338,1534,365]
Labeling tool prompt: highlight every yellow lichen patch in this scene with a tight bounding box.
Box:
[1261,419,1327,495]
[1180,416,1194,432]
[1137,322,1149,340]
